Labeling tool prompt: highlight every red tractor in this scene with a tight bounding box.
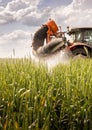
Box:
[66,27,92,57]
[32,24,92,58]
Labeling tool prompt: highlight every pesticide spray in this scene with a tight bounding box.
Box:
[30,46,72,69]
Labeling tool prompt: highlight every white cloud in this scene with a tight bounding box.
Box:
[6,0,29,11]
[21,0,42,5]
[19,7,51,26]
[65,0,92,28]
[0,30,31,58]
[0,0,92,31]
[0,29,31,42]
[0,6,4,11]
[0,0,43,25]
[49,0,92,30]
[72,0,92,9]
[0,0,92,28]
[0,10,15,24]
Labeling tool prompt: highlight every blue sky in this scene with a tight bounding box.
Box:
[0,0,92,58]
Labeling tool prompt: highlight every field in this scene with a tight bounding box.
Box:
[0,58,92,130]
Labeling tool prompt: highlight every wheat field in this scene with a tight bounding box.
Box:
[0,58,92,130]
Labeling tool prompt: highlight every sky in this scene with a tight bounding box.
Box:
[0,0,92,58]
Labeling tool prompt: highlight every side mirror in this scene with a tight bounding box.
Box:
[67,26,69,32]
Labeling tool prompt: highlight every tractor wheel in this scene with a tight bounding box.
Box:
[72,47,90,57]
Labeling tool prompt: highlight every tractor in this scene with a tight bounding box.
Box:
[31,21,92,58]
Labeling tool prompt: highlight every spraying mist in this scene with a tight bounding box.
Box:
[30,47,73,69]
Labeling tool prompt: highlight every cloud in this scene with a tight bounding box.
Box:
[0,29,31,42]
[0,6,4,11]
[49,0,92,29]
[19,7,52,26]
[6,0,29,11]
[0,29,31,58]
[0,0,92,29]
[0,0,92,28]
[65,0,92,27]
[0,0,43,25]
[0,10,15,24]
[72,0,92,9]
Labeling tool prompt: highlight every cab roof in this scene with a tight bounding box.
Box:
[69,27,92,34]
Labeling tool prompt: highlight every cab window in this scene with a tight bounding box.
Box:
[70,31,82,42]
[84,30,92,44]
[75,32,82,42]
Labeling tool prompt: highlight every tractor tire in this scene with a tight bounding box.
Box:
[72,47,90,57]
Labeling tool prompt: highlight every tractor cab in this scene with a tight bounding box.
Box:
[69,28,92,45]
[67,27,92,57]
